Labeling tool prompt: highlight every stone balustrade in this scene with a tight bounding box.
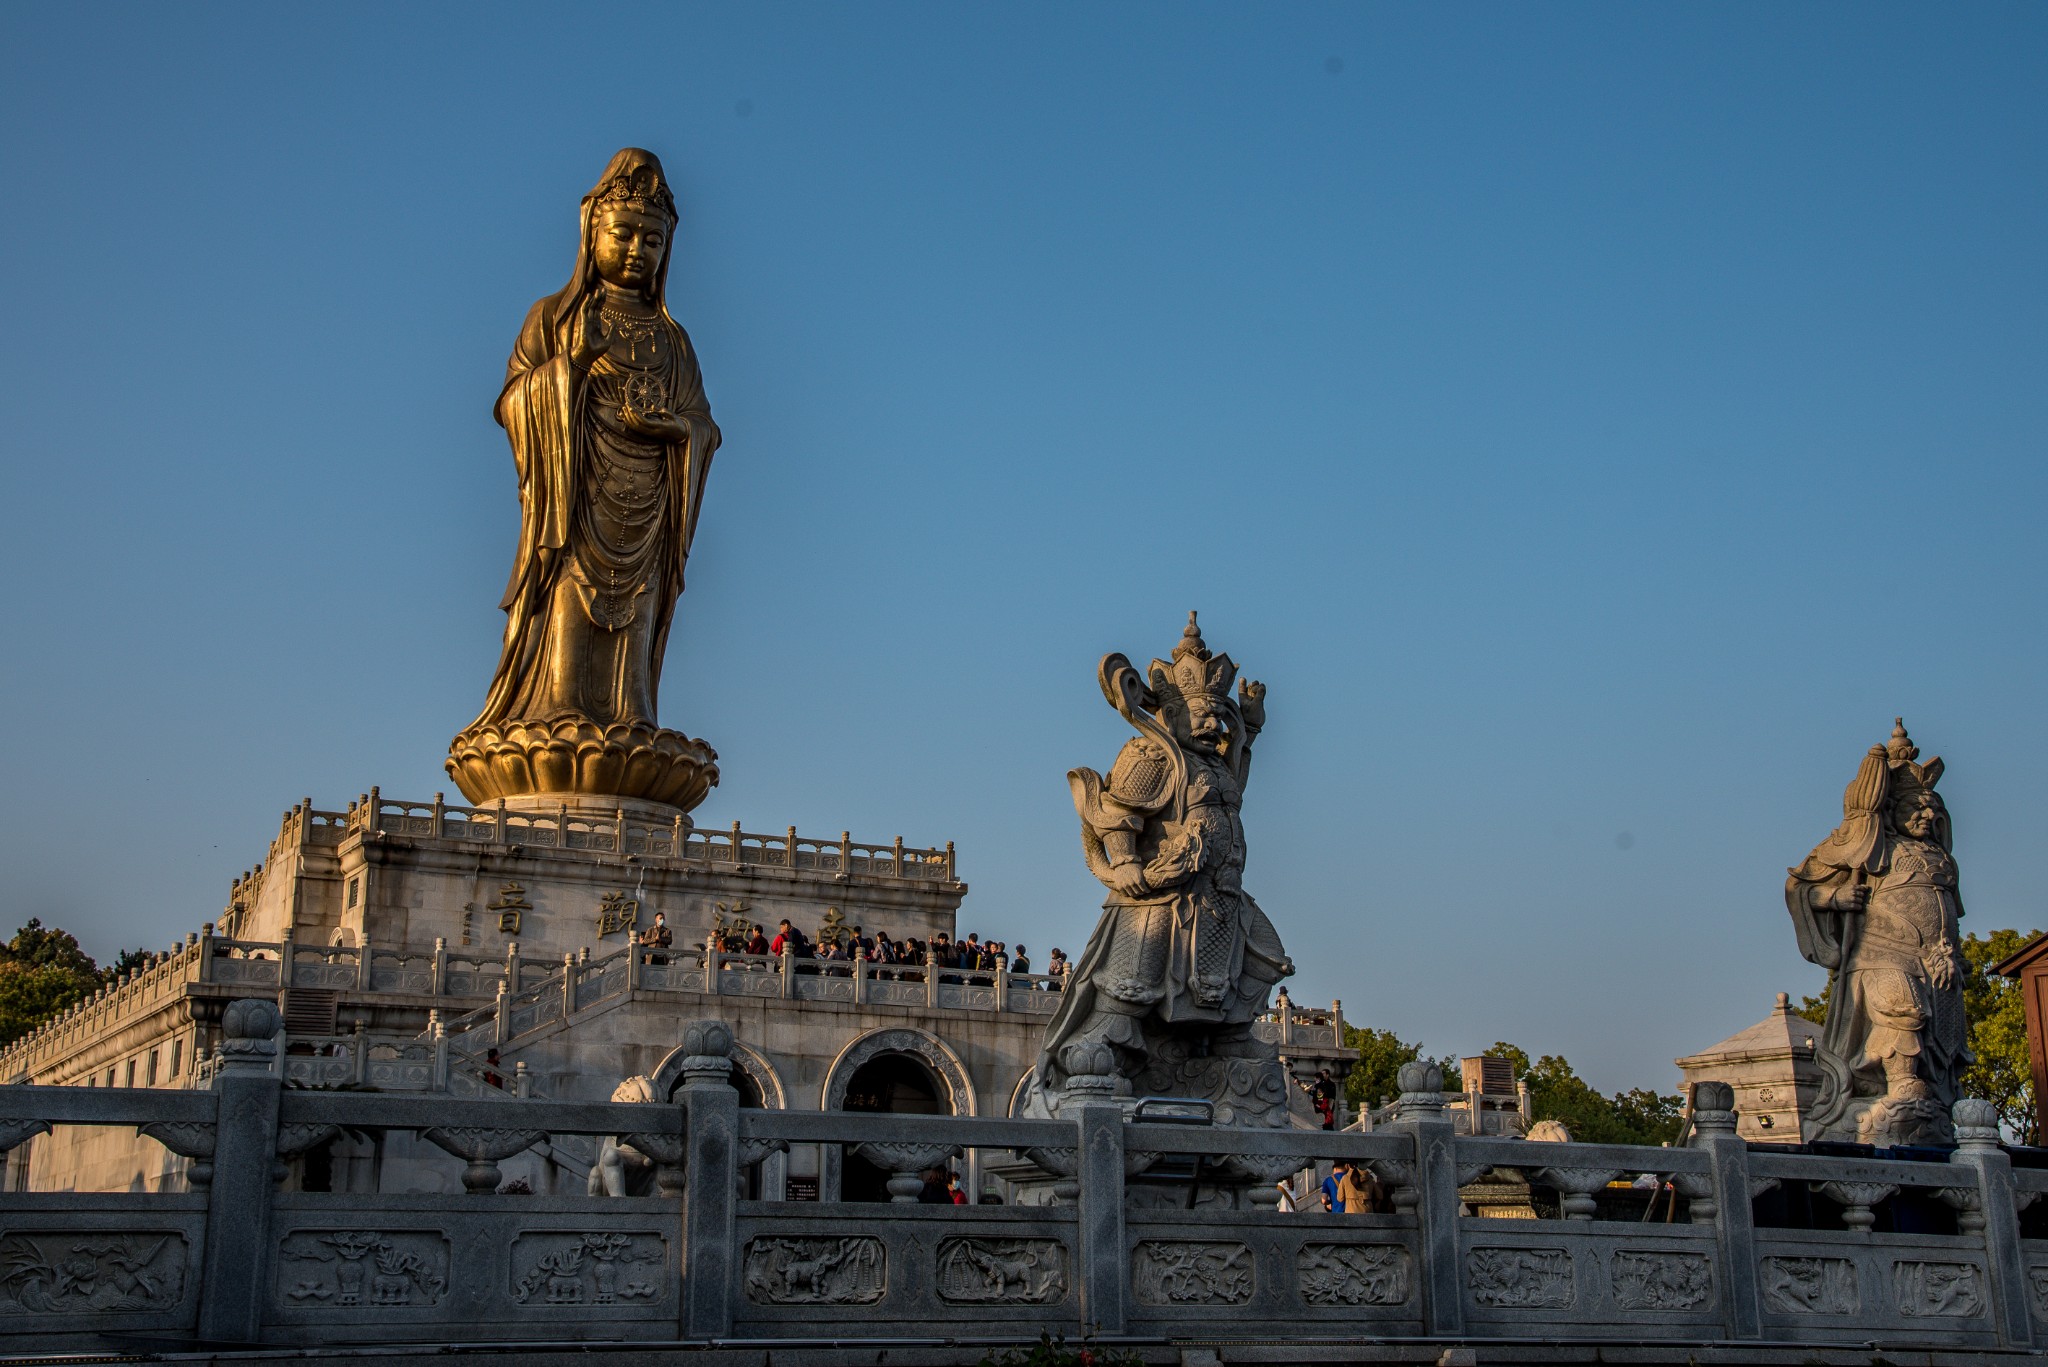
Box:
[257,789,959,883]
[2,922,1347,1088]
[0,1060,2038,1355]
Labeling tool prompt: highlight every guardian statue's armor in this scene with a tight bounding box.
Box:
[1787,720,1970,1146]
[1035,614,1294,1119]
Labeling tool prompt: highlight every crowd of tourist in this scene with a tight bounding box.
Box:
[633,912,1072,985]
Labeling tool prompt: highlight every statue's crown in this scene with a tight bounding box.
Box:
[592,163,677,221]
[1147,612,1237,708]
[1885,717,1944,795]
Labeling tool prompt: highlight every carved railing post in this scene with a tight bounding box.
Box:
[430,936,447,996]
[431,1017,449,1090]
[1688,1082,1762,1340]
[1066,1042,1127,1335]
[851,947,867,1006]
[779,944,795,999]
[1949,1098,2035,1347]
[705,933,723,995]
[678,1019,739,1338]
[925,947,940,1007]
[1385,1060,1464,1337]
[197,998,283,1343]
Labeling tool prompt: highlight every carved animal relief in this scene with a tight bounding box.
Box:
[1760,1256,1857,1315]
[277,1230,449,1308]
[1467,1247,1575,1309]
[1609,1251,1712,1312]
[512,1232,663,1306]
[1297,1243,1411,1307]
[0,1231,185,1315]
[743,1237,885,1305]
[1894,1260,1984,1318]
[1130,1241,1254,1306]
[934,1238,1068,1305]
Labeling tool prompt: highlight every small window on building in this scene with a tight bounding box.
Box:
[105,1066,115,1088]
[124,1059,136,1088]
[146,1050,159,1086]
[170,1038,183,1077]
[347,877,360,909]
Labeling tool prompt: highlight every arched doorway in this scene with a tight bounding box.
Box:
[839,1051,946,1202]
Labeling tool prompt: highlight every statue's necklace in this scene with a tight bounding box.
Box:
[600,305,661,363]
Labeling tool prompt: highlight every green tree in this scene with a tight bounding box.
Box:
[1961,928,2041,1144]
[1489,1041,1684,1146]
[0,919,103,1048]
[1339,1025,1455,1115]
[99,947,154,984]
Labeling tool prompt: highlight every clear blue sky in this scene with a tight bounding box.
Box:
[2,5,2043,1094]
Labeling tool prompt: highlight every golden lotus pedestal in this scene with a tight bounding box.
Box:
[445,718,719,813]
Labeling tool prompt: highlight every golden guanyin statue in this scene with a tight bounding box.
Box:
[447,149,721,810]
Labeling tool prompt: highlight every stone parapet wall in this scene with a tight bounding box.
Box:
[0,1074,2039,1354]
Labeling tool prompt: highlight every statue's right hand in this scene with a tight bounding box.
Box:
[570,296,609,369]
[1107,862,1149,898]
[1826,883,1871,913]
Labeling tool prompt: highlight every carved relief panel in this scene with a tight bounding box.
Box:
[743,1237,885,1305]
[1130,1240,1254,1306]
[1468,1247,1575,1309]
[1893,1261,1984,1318]
[0,1231,186,1315]
[1298,1243,1411,1306]
[277,1230,449,1309]
[934,1238,1068,1305]
[1610,1251,1713,1311]
[511,1232,665,1306]
[1760,1256,1857,1315]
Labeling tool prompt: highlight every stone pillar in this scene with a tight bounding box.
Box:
[678,1019,739,1338]
[1066,1043,1127,1334]
[1950,1098,2035,1347]
[1386,1061,1463,1337]
[1690,1082,1762,1340]
[196,999,283,1343]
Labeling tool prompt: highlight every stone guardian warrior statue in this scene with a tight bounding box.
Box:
[1035,613,1295,1123]
[1787,719,1969,1146]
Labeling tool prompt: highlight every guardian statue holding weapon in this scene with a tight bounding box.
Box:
[1787,719,1969,1146]
[1033,613,1295,1124]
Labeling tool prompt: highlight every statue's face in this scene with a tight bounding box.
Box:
[1894,793,1941,840]
[1176,696,1232,756]
[592,206,668,291]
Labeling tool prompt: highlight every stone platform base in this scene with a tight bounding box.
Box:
[19,1336,2040,1366]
